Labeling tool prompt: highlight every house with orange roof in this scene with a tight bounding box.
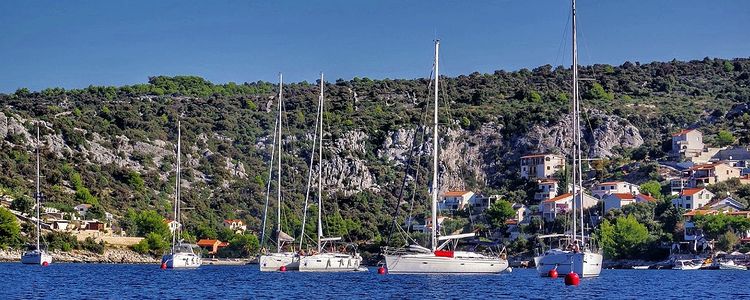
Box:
[197,239,229,255]
[603,193,657,212]
[591,181,640,199]
[682,208,750,241]
[163,219,180,234]
[438,191,476,212]
[541,192,599,221]
[673,188,715,210]
[534,179,562,202]
[684,162,740,187]
[520,154,565,180]
[671,129,703,159]
[223,219,247,233]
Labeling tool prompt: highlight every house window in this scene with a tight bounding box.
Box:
[545,157,551,161]
[686,204,691,209]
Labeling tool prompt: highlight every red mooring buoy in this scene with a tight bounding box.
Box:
[548,269,558,278]
[377,267,386,275]
[160,262,167,270]
[42,261,49,267]
[279,265,287,272]
[564,272,580,286]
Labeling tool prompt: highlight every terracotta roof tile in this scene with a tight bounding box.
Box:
[443,191,471,197]
[681,188,706,196]
[543,193,572,203]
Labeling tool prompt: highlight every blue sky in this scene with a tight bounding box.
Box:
[0,0,748,92]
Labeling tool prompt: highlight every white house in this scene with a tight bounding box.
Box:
[520,154,565,180]
[74,204,91,217]
[672,188,715,210]
[223,219,247,233]
[512,203,530,224]
[164,219,181,234]
[603,193,657,212]
[591,181,640,199]
[541,193,599,221]
[672,129,704,159]
[470,194,502,212]
[438,191,476,212]
[534,179,560,202]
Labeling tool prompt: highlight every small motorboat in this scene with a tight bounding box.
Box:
[632,265,650,270]
[673,259,701,270]
[719,260,748,271]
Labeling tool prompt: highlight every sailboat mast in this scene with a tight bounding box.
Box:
[574,0,586,244]
[172,120,180,253]
[276,73,283,253]
[430,40,440,252]
[260,111,278,250]
[35,126,41,251]
[317,73,324,253]
[571,0,583,244]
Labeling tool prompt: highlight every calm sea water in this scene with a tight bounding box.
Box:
[1,263,749,299]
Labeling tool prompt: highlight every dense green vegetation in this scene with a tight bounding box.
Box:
[1,57,749,258]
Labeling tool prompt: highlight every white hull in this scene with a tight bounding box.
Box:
[259,252,300,271]
[162,253,202,269]
[299,253,362,272]
[384,252,508,274]
[672,260,701,270]
[719,262,747,271]
[21,250,52,265]
[534,250,602,277]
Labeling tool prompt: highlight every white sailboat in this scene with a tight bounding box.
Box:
[259,74,301,272]
[299,73,363,272]
[161,120,202,269]
[383,40,509,274]
[534,0,603,278]
[21,126,52,266]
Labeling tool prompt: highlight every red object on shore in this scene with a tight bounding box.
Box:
[548,269,558,278]
[564,272,580,286]
[160,262,167,270]
[279,265,287,272]
[434,250,454,258]
[377,267,386,275]
[42,261,49,267]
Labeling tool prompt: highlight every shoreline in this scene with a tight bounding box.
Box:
[0,248,159,264]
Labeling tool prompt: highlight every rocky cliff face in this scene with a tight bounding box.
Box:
[521,109,644,158]
[1,107,643,199]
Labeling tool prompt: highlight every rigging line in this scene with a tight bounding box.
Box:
[298,95,322,250]
[554,6,573,68]
[260,112,279,248]
[385,103,428,246]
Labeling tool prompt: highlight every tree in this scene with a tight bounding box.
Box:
[10,196,33,215]
[723,61,735,72]
[86,205,106,220]
[598,215,650,259]
[585,83,614,101]
[133,232,170,255]
[485,200,515,229]
[717,231,739,251]
[0,207,21,249]
[639,180,663,199]
[130,210,170,237]
[716,130,735,147]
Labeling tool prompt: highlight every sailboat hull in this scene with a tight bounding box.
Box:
[21,250,52,265]
[299,253,363,272]
[384,253,508,274]
[161,253,202,269]
[259,252,300,272]
[534,250,602,277]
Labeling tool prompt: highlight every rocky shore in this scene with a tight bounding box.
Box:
[0,248,159,264]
